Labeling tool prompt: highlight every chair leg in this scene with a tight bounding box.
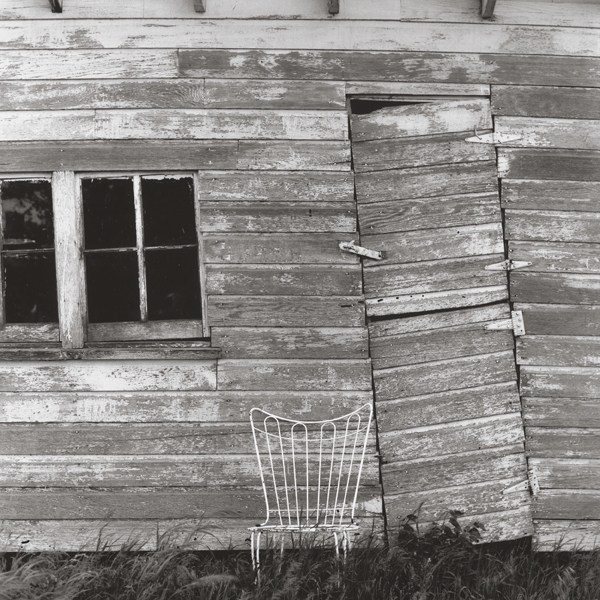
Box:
[251,531,262,586]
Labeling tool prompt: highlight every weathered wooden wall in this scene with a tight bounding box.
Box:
[0,0,598,550]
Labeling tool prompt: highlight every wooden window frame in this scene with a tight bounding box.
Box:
[53,170,209,349]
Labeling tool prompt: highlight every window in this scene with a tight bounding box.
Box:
[0,172,208,349]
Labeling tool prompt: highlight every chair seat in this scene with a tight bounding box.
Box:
[249,523,360,533]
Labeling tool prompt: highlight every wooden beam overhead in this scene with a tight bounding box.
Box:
[194,0,206,13]
[481,0,496,19]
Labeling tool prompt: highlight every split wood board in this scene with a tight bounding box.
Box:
[0,141,352,172]
[502,180,600,212]
[514,303,600,336]
[0,110,348,141]
[518,335,600,367]
[524,397,600,429]
[0,390,374,423]
[0,21,597,57]
[498,149,600,181]
[352,132,495,173]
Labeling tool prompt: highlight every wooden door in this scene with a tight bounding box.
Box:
[351,98,533,542]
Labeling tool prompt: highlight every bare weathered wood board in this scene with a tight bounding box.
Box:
[0,324,59,344]
[535,520,600,551]
[205,264,362,296]
[382,445,527,494]
[374,351,516,401]
[515,303,600,336]
[0,346,219,361]
[379,413,524,462]
[533,490,600,521]
[197,171,354,201]
[200,201,356,232]
[498,149,600,181]
[204,233,358,264]
[529,458,600,489]
[511,272,600,305]
[505,209,600,242]
[521,366,600,398]
[0,390,373,423]
[361,223,504,267]
[370,322,513,369]
[2,20,598,56]
[518,336,600,367]
[211,327,369,359]
[0,141,352,172]
[509,241,600,273]
[355,163,498,204]
[492,86,600,120]
[0,361,217,392]
[502,180,600,212]
[524,397,600,428]
[350,100,492,142]
[217,359,372,391]
[180,50,600,88]
[352,132,495,173]
[358,193,501,235]
[363,254,506,299]
[377,382,521,431]
[527,427,600,459]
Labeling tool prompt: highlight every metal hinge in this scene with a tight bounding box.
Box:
[502,468,539,497]
[485,260,532,271]
[465,132,522,145]
[485,310,525,336]
[339,241,382,260]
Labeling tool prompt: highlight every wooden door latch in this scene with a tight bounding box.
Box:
[339,241,382,260]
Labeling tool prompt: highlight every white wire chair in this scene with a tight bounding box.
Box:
[248,403,373,576]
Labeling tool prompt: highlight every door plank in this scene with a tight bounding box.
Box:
[515,303,600,336]
[521,366,600,398]
[502,180,600,212]
[511,271,600,305]
[518,335,600,367]
[505,209,600,242]
[498,149,600,181]
[509,241,600,273]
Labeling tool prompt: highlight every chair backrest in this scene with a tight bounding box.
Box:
[250,403,373,529]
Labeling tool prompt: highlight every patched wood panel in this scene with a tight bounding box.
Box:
[502,180,600,212]
[498,149,600,181]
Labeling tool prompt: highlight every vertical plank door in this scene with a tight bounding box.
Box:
[351,98,533,542]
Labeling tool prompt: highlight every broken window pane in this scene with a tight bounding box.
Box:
[4,253,58,322]
[82,178,136,250]
[141,177,196,247]
[1,180,54,249]
[86,251,140,323]
[146,248,201,321]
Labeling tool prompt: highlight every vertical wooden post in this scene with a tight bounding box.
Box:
[194,172,210,338]
[194,0,206,13]
[481,0,496,19]
[52,171,86,348]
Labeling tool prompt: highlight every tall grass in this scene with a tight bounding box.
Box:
[2,514,600,600]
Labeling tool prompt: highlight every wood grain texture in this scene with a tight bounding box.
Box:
[371,321,514,369]
[535,519,600,551]
[505,209,600,243]
[0,390,373,423]
[498,149,600,181]
[363,254,507,299]
[0,324,59,344]
[200,201,356,233]
[217,359,372,391]
[496,117,600,150]
[502,180,600,212]
[534,490,600,521]
[374,351,516,401]
[369,304,510,338]
[204,233,359,264]
[515,303,600,337]
[366,286,509,318]
[378,382,521,431]
[361,223,504,268]
[0,346,220,361]
[386,478,530,522]
[521,366,600,399]
[352,132,495,173]
[0,141,351,172]
[350,100,492,142]
[345,82,490,96]
[524,397,600,429]
[355,163,498,204]
[86,320,205,343]
[2,20,598,57]
[0,361,216,392]
[205,264,362,296]
[212,327,369,359]
[527,428,600,460]
[379,413,524,462]
[0,50,178,79]
[208,296,365,327]
[518,336,600,367]
[382,445,527,494]
[197,171,353,202]
[509,241,600,273]
[358,193,501,235]
[492,86,600,120]
[529,457,600,490]
[180,50,600,88]
[511,272,600,305]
